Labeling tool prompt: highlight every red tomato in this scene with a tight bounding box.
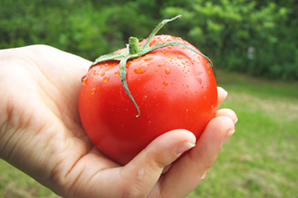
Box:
[79,34,218,165]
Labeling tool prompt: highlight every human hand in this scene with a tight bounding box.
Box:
[0,45,237,198]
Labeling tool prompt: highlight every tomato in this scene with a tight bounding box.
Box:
[79,16,218,165]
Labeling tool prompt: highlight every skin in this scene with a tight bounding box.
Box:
[0,45,237,198]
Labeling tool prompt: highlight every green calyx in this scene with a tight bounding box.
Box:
[90,15,213,117]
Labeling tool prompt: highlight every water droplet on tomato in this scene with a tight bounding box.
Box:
[142,95,148,101]
[211,105,214,109]
[197,77,202,84]
[165,68,171,75]
[185,109,189,114]
[81,75,87,84]
[144,56,153,61]
[92,70,98,76]
[163,81,168,86]
[134,65,147,74]
[100,72,105,77]
[91,88,96,95]
[177,56,182,59]
[115,71,120,76]
[158,64,163,67]
[103,76,109,82]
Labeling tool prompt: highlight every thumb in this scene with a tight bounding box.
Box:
[119,129,196,197]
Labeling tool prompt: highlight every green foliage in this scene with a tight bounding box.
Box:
[0,0,297,79]
[1,0,108,59]
[162,0,298,80]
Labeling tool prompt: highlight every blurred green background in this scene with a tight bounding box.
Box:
[0,0,297,197]
[1,0,298,80]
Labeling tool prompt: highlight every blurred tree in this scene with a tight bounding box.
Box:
[162,0,298,79]
[0,0,297,79]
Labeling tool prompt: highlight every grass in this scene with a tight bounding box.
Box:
[1,70,298,197]
[0,160,59,198]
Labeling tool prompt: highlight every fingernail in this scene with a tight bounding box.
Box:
[219,87,228,97]
[162,164,172,174]
[201,170,208,180]
[175,142,196,157]
[234,118,239,124]
[224,90,228,98]
[221,129,235,147]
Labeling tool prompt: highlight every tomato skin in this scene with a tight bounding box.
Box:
[79,35,217,165]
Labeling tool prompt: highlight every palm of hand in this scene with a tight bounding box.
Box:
[0,45,119,195]
[0,45,236,198]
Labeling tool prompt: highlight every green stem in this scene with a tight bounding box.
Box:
[129,37,140,54]
[141,15,182,49]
